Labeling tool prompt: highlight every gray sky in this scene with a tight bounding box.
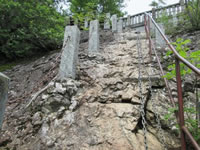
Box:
[124,0,179,15]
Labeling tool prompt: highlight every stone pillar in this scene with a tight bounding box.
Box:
[152,8,156,20]
[88,20,99,53]
[0,73,9,129]
[111,14,117,32]
[173,16,178,26]
[127,15,131,26]
[156,23,166,48]
[117,17,123,33]
[104,13,110,30]
[59,25,80,79]
[180,0,185,5]
[180,0,185,11]
[84,18,88,29]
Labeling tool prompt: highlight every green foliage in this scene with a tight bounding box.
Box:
[164,37,200,143]
[69,0,125,16]
[185,0,200,30]
[157,11,177,35]
[149,0,166,9]
[0,0,65,60]
[164,38,200,80]
[69,0,125,28]
[165,106,200,143]
[0,63,17,72]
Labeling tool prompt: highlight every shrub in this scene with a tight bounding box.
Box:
[0,0,65,60]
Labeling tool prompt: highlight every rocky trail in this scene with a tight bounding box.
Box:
[0,29,181,150]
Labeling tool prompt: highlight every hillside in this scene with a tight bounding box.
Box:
[0,27,185,150]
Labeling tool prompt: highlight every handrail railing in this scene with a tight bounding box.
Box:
[144,12,200,150]
[121,2,185,28]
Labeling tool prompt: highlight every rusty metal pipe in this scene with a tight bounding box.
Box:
[144,13,200,150]
[175,58,187,150]
[145,13,200,76]
[182,126,200,150]
[144,16,176,108]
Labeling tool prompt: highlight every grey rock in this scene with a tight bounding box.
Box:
[42,94,50,100]
[54,83,67,95]
[46,82,55,94]
[69,97,78,111]
[183,80,194,93]
[32,112,42,126]
[57,106,66,118]
[59,25,80,79]
[64,79,78,96]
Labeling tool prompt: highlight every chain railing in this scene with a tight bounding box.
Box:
[144,12,200,150]
[136,32,148,150]
[138,32,167,149]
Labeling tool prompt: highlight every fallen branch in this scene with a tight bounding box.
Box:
[24,75,57,110]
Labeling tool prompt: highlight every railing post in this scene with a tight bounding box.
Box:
[147,16,152,61]
[0,73,10,129]
[127,15,131,26]
[175,58,186,150]
[152,8,156,20]
[104,13,110,30]
[84,17,89,29]
[180,0,185,11]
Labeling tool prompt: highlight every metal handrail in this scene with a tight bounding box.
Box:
[144,12,200,150]
[145,13,200,75]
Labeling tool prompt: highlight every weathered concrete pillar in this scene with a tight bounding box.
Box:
[104,13,110,30]
[0,73,9,129]
[59,25,80,79]
[180,0,185,5]
[127,15,131,26]
[117,17,123,33]
[88,20,99,53]
[152,8,156,20]
[156,23,166,48]
[111,14,117,32]
[173,16,178,26]
[180,0,185,10]
[84,18,89,29]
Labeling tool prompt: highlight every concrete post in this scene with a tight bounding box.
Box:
[88,20,99,53]
[111,14,117,32]
[104,13,110,30]
[117,17,123,33]
[152,8,156,20]
[84,18,89,29]
[173,16,178,27]
[180,0,185,5]
[127,15,131,26]
[180,0,185,10]
[0,73,9,129]
[59,26,80,79]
